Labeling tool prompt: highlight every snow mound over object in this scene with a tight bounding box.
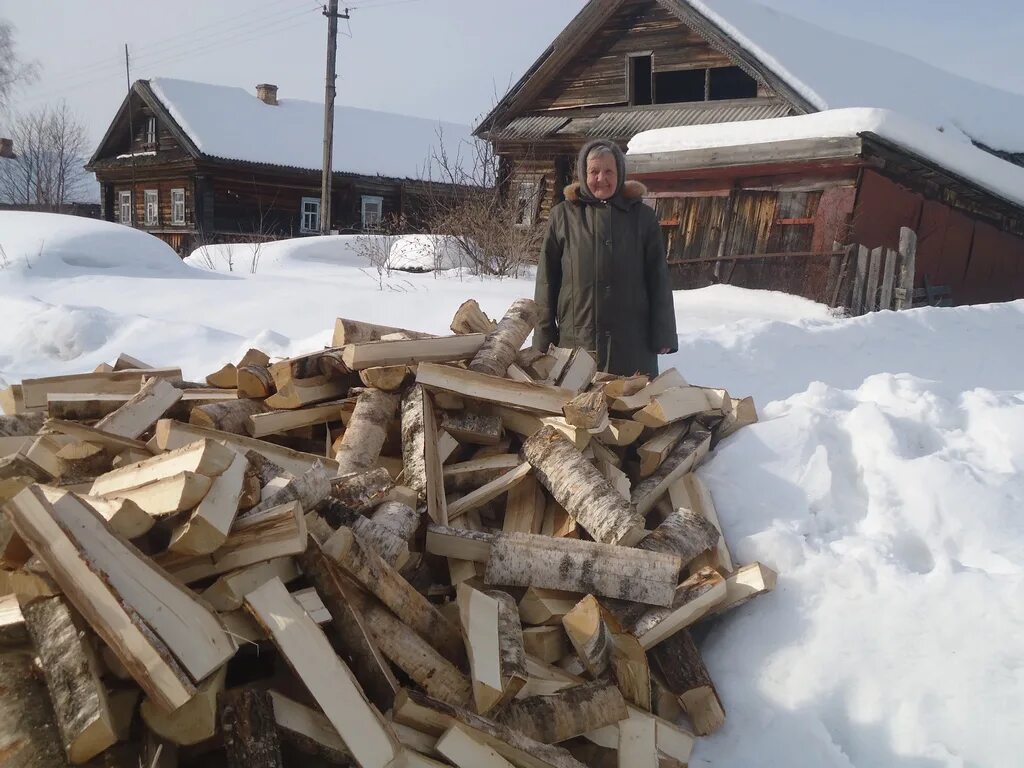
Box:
[0,212,190,277]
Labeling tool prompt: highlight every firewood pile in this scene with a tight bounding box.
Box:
[0,298,775,768]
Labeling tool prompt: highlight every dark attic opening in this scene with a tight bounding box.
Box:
[630,56,760,106]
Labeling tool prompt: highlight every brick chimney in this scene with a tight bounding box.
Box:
[256,83,278,106]
[0,138,13,159]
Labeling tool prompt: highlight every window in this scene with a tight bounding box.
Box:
[361,195,383,230]
[118,191,132,224]
[144,189,158,226]
[709,66,758,100]
[514,181,539,227]
[171,188,185,225]
[627,54,653,106]
[145,116,157,147]
[301,196,321,233]
[634,61,760,106]
[654,69,707,104]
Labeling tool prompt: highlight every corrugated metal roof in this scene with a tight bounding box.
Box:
[494,100,793,141]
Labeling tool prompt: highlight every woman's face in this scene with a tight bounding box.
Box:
[586,153,618,200]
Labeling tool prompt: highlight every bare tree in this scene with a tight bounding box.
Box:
[0,20,37,113]
[0,101,89,207]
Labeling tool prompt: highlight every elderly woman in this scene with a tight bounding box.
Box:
[533,139,677,378]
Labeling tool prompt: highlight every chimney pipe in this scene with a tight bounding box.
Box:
[0,138,13,159]
[256,83,278,106]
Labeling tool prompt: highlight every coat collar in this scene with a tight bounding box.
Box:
[564,180,647,211]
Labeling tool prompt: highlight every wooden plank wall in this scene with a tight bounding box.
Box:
[111,177,193,229]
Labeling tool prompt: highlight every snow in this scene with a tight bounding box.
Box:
[149,78,475,180]
[2,215,1024,765]
[628,107,1024,209]
[688,0,1024,154]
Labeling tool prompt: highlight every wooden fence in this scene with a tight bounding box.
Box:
[829,226,919,315]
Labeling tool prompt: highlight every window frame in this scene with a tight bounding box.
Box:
[170,188,186,226]
[300,196,321,233]
[145,116,157,147]
[118,190,132,225]
[144,189,159,226]
[361,195,384,231]
[513,180,539,227]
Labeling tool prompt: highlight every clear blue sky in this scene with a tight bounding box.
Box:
[3,0,1024,147]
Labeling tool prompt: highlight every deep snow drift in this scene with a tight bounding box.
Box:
[1,214,1021,766]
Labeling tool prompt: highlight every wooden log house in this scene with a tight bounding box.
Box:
[86,78,472,256]
[476,0,1024,307]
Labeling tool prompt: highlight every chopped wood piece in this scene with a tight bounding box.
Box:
[504,472,546,534]
[631,427,712,516]
[201,557,300,611]
[485,533,681,607]
[540,497,578,539]
[205,363,238,389]
[54,440,111,482]
[671,473,733,574]
[637,508,720,567]
[344,334,486,370]
[715,394,758,443]
[141,666,226,746]
[437,723,515,768]
[607,369,686,413]
[506,363,534,383]
[595,419,645,447]
[359,365,410,391]
[522,626,569,662]
[521,426,645,546]
[113,353,152,370]
[637,422,688,478]
[417,363,575,415]
[633,386,714,428]
[649,630,725,736]
[556,350,597,395]
[324,526,465,664]
[0,593,27,647]
[332,317,434,347]
[425,523,494,562]
[246,400,347,438]
[451,299,498,335]
[329,466,394,512]
[489,590,529,702]
[45,418,153,455]
[168,452,248,555]
[253,460,332,514]
[392,689,587,768]
[598,375,648,399]
[268,690,353,764]
[490,404,590,450]
[401,386,443,520]
[0,567,59,601]
[609,630,651,711]
[156,500,306,583]
[92,377,182,439]
[561,389,608,432]
[441,411,503,445]
[445,454,521,490]
[264,375,349,410]
[90,438,235,497]
[22,596,117,763]
[299,543,400,712]
[21,368,182,410]
[497,680,628,744]
[237,365,275,398]
[103,471,212,518]
[561,596,613,678]
[706,562,777,618]
[154,419,339,476]
[0,412,45,436]
[519,588,581,627]
[469,299,540,378]
[448,462,531,522]
[78,493,153,539]
[190,398,271,435]
[334,388,399,475]
[626,567,727,649]
[244,577,402,768]
[371,500,419,548]
[545,347,573,384]
[617,711,657,768]
[219,688,284,768]
[315,501,410,567]
[0,384,28,415]
[0,649,70,767]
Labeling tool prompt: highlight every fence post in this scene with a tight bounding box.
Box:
[879,248,897,310]
[865,247,883,312]
[852,245,869,315]
[895,227,918,310]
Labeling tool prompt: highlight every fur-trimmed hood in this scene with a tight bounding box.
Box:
[563,179,647,206]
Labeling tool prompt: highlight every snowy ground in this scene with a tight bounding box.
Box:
[1,214,1022,766]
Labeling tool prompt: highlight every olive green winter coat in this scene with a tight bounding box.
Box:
[533,180,678,378]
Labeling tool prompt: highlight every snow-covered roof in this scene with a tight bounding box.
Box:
[147,78,474,180]
[627,108,1024,209]
[684,0,1024,154]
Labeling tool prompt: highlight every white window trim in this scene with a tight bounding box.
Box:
[171,188,185,225]
[144,189,158,226]
[301,196,321,233]
[118,190,132,225]
[145,116,157,146]
[361,195,384,230]
[514,181,539,227]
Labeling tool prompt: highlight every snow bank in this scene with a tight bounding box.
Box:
[150,78,475,180]
[0,211,191,278]
[687,0,1024,153]
[628,108,1024,208]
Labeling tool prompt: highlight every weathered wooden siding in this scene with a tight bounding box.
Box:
[534,0,739,111]
[111,177,194,229]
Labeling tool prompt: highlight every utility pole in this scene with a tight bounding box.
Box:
[320,1,349,235]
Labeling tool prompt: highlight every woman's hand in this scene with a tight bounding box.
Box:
[658,347,671,354]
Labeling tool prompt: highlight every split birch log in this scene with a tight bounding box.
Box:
[609,630,651,711]
[267,690,353,764]
[0,412,46,436]
[496,681,628,744]
[445,454,521,491]
[201,557,300,611]
[490,404,590,450]
[205,363,237,388]
[518,588,582,627]
[189,398,272,435]
[298,542,400,712]
[417,363,575,416]
[402,385,447,524]
[264,375,350,410]
[253,460,332,514]
[371,500,420,547]
[607,369,686,413]
[76,494,153,539]
[90,438,235,497]
[637,508,720,567]
[392,689,588,768]
[561,389,609,433]
[621,566,727,649]
[594,418,645,447]
[489,589,529,702]
[168,452,248,555]
[0,593,27,647]
[522,626,569,662]
[219,688,284,768]
[457,585,525,712]
[451,299,498,335]
[561,595,613,677]
[22,596,117,763]
[617,713,658,768]
[485,533,681,607]
[236,365,275,398]
[93,377,182,439]
[102,471,212,518]
[649,630,725,736]
[21,368,182,410]
[141,666,226,746]
[555,350,597,395]
[504,472,546,534]
[316,501,410,568]
[521,426,646,546]
[0,650,70,767]
[631,426,712,516]
[332,317,434,347]
[632,386,714,428]
[441,411,503,445]
[334,388,399,476]
[636,422,687,478]
[343,335,486,370]
[329,466,394,512]
[671,473,733,574]
[245,399,348,438]
[244,577,403,768]
[53,440,110,482]
[436,724,515,768]
[469,299,540,377]
[324,526,465,665]
[448,462,532,522]
[359,365,410,391]
[706,562,778,618]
